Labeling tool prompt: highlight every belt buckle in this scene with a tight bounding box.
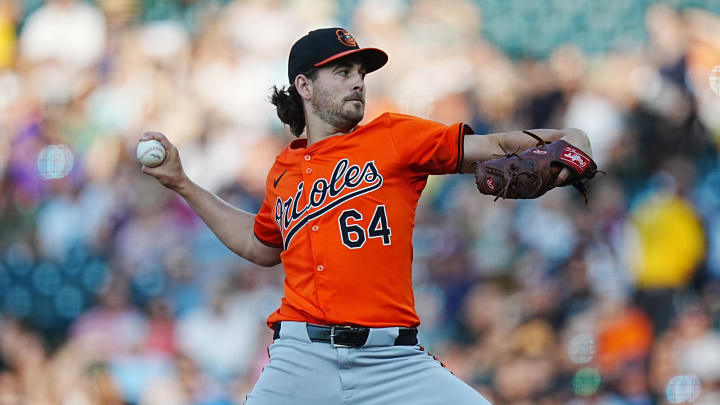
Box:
[329,325,353,348]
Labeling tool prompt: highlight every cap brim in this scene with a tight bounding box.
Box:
[313,48,388,74]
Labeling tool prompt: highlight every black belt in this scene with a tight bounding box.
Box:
[272,323,418,347]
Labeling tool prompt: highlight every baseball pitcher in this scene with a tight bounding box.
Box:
[141,28,598,405]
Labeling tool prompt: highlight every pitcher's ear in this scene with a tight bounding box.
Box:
[295,74,313,101]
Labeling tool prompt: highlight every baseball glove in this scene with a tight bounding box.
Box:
[474,131,602,204]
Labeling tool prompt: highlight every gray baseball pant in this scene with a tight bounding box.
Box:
[244,321,492,405]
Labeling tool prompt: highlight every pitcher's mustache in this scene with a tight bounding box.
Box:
[345,92,364,102]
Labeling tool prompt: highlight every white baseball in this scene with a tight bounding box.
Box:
[136,140,166,168]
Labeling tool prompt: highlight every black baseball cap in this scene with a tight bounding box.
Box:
[287,28,388,84]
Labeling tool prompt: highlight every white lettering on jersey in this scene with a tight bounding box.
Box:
[274,159,383,250]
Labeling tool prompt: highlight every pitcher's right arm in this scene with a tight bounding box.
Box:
[139,132,282,267]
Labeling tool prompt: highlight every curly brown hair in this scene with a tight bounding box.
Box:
[269,68,320,137]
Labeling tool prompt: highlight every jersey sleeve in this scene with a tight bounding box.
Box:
[253,177,283,249]
[385,113,474,175]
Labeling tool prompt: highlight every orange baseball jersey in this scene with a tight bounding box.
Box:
[254,112,474,328]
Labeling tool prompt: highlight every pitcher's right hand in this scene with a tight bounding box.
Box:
[139,132,189,191]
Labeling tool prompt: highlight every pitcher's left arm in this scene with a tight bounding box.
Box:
[460,128,593,186]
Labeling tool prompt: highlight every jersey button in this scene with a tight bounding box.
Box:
[316,265,324,272]
[305,168,312,174]
[304,155,311,161]
[312,225,319,232]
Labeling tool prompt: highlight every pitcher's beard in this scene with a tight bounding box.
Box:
[315,106,363,132]
[312,90,364,132]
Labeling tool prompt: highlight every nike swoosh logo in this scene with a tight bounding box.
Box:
[273,170,287,188]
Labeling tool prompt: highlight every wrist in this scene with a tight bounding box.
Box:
[172,175,193,196]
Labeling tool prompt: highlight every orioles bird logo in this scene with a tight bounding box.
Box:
[336,29,357,47]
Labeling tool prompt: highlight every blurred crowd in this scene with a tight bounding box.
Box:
[1,0,720,404]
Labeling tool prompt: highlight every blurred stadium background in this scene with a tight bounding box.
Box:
[1,0,720,404]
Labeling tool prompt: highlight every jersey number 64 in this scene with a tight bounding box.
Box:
[338,205,391,249]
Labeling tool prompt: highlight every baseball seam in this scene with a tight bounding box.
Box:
[139,146,165,163]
